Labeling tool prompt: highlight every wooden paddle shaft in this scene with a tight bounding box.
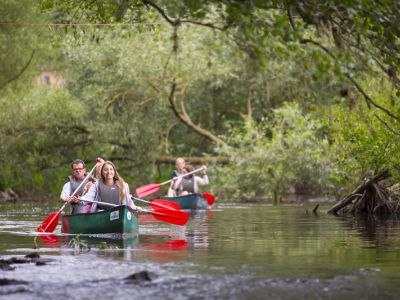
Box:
[78,199,151,214]
[70,163,98,198]
[79,198,117,207]
[131,195,150,204]
[159,167,205,186]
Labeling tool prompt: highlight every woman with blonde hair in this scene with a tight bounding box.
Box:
[172,157,186,178]
[167,157,186,197]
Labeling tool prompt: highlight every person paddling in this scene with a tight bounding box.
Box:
[79,161,141,212]
[60,159,90,214]
[82,157,105,195]
[171,164,209,196]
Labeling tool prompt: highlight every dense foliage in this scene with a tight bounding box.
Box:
[1,0,399,201]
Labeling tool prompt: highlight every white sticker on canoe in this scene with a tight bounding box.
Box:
[127,211,132,220]
[110,211,119,221]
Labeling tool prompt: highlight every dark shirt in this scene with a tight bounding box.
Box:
[171,170,179,179]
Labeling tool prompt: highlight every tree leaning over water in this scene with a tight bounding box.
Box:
[1,1,400,201]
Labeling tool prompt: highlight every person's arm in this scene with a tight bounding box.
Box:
[123,183,142,211]
[192,175,208,193]
[197,165,209,185]
[96,157,105,164]
[196,174,209,186]
[79,182,97,202]
[60,182,72,203]
[172,176,183,190]
[82,180,94,195]
[123,183,134,207]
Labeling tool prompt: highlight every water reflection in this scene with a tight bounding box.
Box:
[185,208,215,250]
[32,231,190,262]
[30,207,217,262]
[136,238,188,262]
[340,214,400,248]
[2,202,400,298]
[35,234,64,248]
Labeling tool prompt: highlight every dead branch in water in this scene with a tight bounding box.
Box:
[327,170,398,216]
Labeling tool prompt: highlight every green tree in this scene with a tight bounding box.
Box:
[215,103,332,201]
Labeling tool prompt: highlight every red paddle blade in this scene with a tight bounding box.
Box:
[202,193,215,206]
[151,199,180,211]
[146,208,189,226]
[136,183,161,198]
[37,211,61,233]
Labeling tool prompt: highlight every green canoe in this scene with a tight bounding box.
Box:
[160,193,208,210]
[61,205,139,235]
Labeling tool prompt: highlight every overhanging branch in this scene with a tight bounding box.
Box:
[167,79,228,147]
[0,50,35,90]
[301,38,399,121]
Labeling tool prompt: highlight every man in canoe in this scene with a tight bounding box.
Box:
[60,159,90,214]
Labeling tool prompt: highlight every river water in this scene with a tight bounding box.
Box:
[1,199,400,299]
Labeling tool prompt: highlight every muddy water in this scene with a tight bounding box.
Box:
[1,200,400,299]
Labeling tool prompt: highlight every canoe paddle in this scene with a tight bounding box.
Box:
[36,161,99,233]
[135,167,205,198]
[78,199,189,226]
[202,192,215,206]
[131,195,180,211]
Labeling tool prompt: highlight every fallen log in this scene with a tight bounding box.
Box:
[327,170,392,215]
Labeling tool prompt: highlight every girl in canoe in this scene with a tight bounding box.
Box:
[82,157,105,195]
[171,164,209,196]
[79,161,141,212]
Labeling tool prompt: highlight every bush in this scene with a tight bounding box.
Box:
[215,103,334,201]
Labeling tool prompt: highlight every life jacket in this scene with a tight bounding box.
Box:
[171,170,179,178]
[68,175,87,196]
[98,179,121,209]
[68,174,88,214]
[180,176,195,194]
[171,170,183,194]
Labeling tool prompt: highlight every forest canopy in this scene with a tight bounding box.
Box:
[1,0,399,202]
